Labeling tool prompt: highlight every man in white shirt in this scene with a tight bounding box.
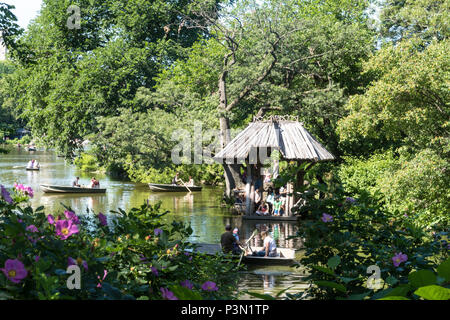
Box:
[72,177,81,187]
[255,231,277,257]
[27,159,39,169]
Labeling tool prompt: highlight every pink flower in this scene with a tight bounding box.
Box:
[98,213,107,226]
[392,252,408,267]
[26,225,38,233]
[321,213,333,223]
[68,257,77,267]
[0,185,13,204]
[14,183,33,198]
[26,225,39,243]
[68,257,88,271]
[201,281,218,292]
[160,287,178,300]
[1,259,27,284]
[345,197,356,203]
[180,280,193,290]
[154,228,163,236]
[64,210,80,225]
[55,219,79,240]
[97,269,108,288]
[82,260,88,271]
[14,183,24,192]
[47,214,55,225]
[24,186,33,198]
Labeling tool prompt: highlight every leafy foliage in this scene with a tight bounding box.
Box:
[0,184,240,300]
[283,178,448,300]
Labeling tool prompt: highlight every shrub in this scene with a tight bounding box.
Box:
[338,149,450,228]
[74,153,102,173]
[290,181,448,300]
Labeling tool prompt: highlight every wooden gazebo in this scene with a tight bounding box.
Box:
[214,115,335,219]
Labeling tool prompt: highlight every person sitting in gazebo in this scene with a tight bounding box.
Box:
[272,196,283,216]
[279,186,287,215]
[256,202,269,216]
[266,187,275,213]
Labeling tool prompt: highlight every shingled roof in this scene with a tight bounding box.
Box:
[213,115,335,163]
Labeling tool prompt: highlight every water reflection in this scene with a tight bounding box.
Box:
[238,266,310,299]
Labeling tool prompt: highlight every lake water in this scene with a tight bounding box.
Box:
[0,147,309,298]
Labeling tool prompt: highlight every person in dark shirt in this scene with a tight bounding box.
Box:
[221,225,242,255]
[171,172,180,185]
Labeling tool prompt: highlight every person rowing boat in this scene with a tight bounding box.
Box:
[72,177,81,188]
[171,172,180,185]
[27,159,40,169]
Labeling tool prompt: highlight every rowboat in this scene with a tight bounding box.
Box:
[188,243,297,266]
[27,147,37,151]
[40,184,106,194]
[242,247,297,265]
[148,183,202,192]
[26,167,40,171]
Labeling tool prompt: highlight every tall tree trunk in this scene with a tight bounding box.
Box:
[219,116,242,199]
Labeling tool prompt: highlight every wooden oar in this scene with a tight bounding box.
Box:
[237,229,258,267]
[179,178,192,193]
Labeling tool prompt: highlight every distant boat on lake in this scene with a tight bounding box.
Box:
[40,184,106,194]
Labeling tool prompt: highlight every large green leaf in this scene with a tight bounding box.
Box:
[311,265,335,276]
[315,281,346,293]
[346,292,370,300]
[408,270,437,288]
[327,255,341,270]
[414,285,450,300]
[170,285,202,300]
[244,291,276,300]
[383,284,412,298]
[437,258,450,282]
[378,296,410,300]
[101,283,123,300]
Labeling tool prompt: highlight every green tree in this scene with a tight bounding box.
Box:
[338,39,449,156]
[0,2,22,50]
[337,0,449,228]
[4,0,220,156]
[380,0,449,43]
[150,0,376,197]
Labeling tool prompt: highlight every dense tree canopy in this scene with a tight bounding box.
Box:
[380,0,449,43]
[336,0,449,227]
[0,0,448,226]
[2,0,220,156]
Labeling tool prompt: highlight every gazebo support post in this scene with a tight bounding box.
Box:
[286,182,294,216]
[245,163,253,216]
